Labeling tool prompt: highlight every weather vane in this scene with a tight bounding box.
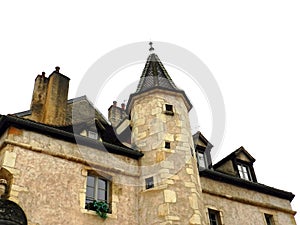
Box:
[149,41,154,52]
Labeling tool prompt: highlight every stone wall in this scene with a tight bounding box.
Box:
[0,127,140,225]
[201,177,297,225]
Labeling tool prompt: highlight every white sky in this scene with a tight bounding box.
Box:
[1,1,299,222]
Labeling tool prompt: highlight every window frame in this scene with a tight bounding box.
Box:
[88,131,98,140]
[264,213,275,225]
[145,176,154,189]
[85,172,112,212]
[208,208,222,225]
[236,162,253,181]
[196,151,207,169]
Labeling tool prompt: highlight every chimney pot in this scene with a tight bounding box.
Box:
[55,66,60,73]
[113,101,117,107]
[121,103,125,110]
[42,72,46,77]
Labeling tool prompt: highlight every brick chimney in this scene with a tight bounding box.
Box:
[30,67,70,126]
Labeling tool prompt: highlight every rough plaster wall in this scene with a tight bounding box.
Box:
[2,128,140,225]
[201,177,296,225]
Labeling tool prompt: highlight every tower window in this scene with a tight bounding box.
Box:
[164,104,174,115]
[165,141,171,149]
[145,177,154,189]
[265,214,275,225]
[208,209,222,225]
[85,172,111,212]
[237,163,252,181]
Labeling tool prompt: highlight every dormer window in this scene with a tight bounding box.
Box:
[237,163,252,181]
[213,147,257,182]
[88,131,98,140]
[196,151,206,168]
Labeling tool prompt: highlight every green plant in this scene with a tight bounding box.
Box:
[90,200,109,219]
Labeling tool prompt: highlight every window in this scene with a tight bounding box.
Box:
[88,131,98,140]
[164,104,174,115]
[237,163,252,181]
[145,177,154,189]
[196,152,206,168]
[265,214,275,225]
[85,173,111,210]
[165,141,171,149]
[208,209,221,225]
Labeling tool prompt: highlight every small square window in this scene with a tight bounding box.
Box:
[165,142,171,149]
[145,177,154,189]
[164,104,174,115]
[265,214,275,225]
[165,104,173,112]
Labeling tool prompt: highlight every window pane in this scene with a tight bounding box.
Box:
[209,209,220,225]
[197,152,205,168]
[237,163,252,181]
[87,176,95,187]
[86,187,95,198]
[265,214,274,225]
[98,178,106,189]
[98,189,106,201]
[145,177,154,189]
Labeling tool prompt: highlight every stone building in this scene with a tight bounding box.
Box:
[0,47,297,225]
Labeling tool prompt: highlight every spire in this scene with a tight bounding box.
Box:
[135,44,179,93]
[126,43,193,112]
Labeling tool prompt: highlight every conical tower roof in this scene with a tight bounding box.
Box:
[127,45,192,113]
[135,53,180,93]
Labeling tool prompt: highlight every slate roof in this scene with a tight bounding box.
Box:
[213,146,256,170]
[0,114,143,159]
[200,169,295,201]
[135,53,179,93]
[8,96,143,159]
[127,53,193,112]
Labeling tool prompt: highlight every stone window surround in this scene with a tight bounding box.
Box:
[80,167,117,219]
[205,206,224,225]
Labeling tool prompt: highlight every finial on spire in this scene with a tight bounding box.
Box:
[149,42,154,52]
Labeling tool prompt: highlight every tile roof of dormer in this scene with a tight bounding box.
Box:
[135,53,179,93]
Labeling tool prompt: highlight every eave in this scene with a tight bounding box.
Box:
[0,115,143,159]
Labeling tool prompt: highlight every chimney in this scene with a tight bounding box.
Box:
[30,72,48,122]
[121,103,125,110]
[29,67,70,126]
[43,67,70,126]
[108,101,127,127]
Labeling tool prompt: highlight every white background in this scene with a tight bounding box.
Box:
[0,1,299,223]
